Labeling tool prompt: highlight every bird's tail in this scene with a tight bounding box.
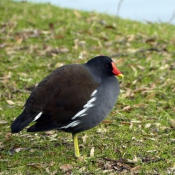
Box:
[11,111,35,133]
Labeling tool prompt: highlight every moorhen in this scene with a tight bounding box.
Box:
[11,55,123,157]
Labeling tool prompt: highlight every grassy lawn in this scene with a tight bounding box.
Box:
[0,0,175,174]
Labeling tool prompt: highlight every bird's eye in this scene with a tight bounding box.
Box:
[106,65,109,68]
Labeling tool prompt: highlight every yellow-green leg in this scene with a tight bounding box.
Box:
[73,134,80,157]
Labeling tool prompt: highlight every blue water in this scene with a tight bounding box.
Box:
[18,0,175,24]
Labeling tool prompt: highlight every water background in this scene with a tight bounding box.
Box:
[16,0,175,24]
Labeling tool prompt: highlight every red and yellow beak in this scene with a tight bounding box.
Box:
[111,62,123,77]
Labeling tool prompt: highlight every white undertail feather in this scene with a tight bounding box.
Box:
[32,112,42,122]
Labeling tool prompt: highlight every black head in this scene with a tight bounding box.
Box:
[86,56,122,77]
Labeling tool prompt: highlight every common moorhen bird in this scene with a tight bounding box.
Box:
[11,56,123,157]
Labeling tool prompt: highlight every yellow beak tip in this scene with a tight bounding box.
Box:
[118,74,124,78]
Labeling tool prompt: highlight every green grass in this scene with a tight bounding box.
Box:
[0,0,175,174]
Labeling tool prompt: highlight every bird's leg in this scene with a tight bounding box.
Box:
[72,133,80,157]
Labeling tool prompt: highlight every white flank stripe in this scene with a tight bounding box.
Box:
[83,97,96,108]
[91,89,97,97]
[60,120,80,129]
[33,112,42,122]
[72,108,88,119]
[72,90,97,120]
